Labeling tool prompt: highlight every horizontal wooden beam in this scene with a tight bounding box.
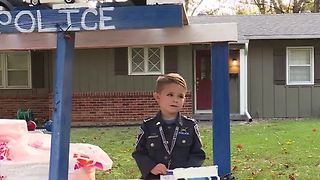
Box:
[0,4,183,34]
[0,23,238,50]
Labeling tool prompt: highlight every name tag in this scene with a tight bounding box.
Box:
[148,135,159,139]
[178,131,190,135]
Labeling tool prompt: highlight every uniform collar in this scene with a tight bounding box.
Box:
[155,111,183,127]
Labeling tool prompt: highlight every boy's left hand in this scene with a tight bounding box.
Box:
[150,163,168,175]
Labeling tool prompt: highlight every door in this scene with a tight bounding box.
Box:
[195,50,212,110]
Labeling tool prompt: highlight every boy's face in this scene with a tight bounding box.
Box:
[153,83,187,120]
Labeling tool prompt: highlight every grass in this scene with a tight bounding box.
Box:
[70,119,320,179]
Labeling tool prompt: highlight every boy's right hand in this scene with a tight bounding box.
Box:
[150,163,168,175]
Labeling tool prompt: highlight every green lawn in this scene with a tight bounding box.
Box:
[70,119,320,179]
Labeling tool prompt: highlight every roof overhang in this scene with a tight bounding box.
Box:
[245,35,320,40]
[0,23,237,50]
[233,34,320,44]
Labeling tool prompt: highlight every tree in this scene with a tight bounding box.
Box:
[314,0,320,12]
[184,0,205,16]
[242,0,318,14]
[234,0,261,14]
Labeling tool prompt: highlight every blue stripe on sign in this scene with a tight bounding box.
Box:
[0,5,183,34]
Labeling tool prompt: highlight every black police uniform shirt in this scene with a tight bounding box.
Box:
[132,112,206,179]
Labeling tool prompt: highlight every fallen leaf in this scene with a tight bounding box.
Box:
[236,144,243,151]
[271,171,279,178]
[289,174,295,180]
[232,165,238,171]
[281,147,288,154]
[286,139,295,145]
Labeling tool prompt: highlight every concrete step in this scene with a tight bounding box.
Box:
[193,113,249,121]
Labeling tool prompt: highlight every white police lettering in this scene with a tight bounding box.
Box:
[81,8,98,30]
[0,7,115,33]
[37,10,56,32]
[99,7,115,30]
[14,11,36,33]
[58,9,80,31]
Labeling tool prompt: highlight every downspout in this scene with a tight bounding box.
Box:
[244,43,252,121]
[240,42,252,121]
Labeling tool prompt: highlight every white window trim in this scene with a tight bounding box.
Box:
[0,51,32,89]
[0,53,3,88]
[128,46,165,75]
[286,46,314,86]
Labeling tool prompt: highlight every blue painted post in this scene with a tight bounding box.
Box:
[49,31,75,180]
[211,42,231,177]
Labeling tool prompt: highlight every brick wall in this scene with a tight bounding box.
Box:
[0,95,49,120]
[69,92,192,125]
[0,91,192,126]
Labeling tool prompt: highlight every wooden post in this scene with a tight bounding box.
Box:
[211,42,231,177]
[49,31,75,180]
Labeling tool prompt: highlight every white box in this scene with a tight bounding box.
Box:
[169,166,220,180]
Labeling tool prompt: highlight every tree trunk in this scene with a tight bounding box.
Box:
[314,0,320,12]
[254,0,266,14]
[185,0,189,13]
[271,0,283,13]
[191,0,204,16]
[292,0,305,13]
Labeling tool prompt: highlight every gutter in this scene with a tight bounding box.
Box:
[240,42,252,121]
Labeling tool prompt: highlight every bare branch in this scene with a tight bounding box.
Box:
[191,0,205,16]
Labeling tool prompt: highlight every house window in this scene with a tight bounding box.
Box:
[128,46,164,75]
[0,51,32,89]
[286,47,314,85]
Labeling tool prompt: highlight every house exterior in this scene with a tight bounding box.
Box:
[191,13,320,119]
[2,12,319,125]
[0,4,238,177]
[0,6,238,125]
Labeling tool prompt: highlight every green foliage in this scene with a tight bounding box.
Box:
[230,119,320,179]
[243,0,318,14]
[70,119,320,179]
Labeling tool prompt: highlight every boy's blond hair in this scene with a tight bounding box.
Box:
[155,73,187,92]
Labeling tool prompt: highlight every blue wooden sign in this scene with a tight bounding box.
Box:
[0,4,183,33]
[0,3,185,180]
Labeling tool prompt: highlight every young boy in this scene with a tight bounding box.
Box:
[132,73,206,179]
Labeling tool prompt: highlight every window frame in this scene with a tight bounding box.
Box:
[0,53,3,88]
[286,46,314,86]
[0,51,32,89]
[128,46,164,75]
